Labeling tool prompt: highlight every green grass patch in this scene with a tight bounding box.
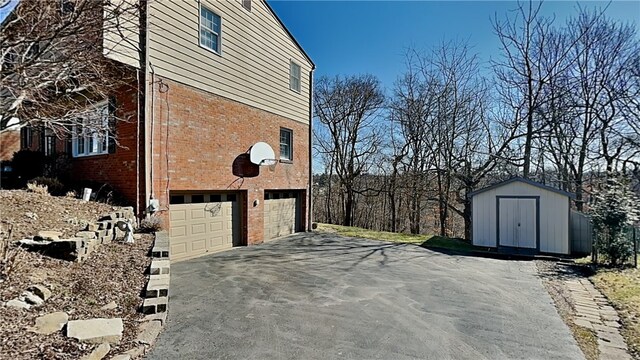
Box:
[316,223,480,252]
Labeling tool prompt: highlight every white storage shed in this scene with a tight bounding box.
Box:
[470,177,575,255]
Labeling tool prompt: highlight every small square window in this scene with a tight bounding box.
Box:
[289,61,301,92]
[280,128,293,161]
[170,195,185,204]
[242,0,251,11]
[191,194,205,203]
[210,194,222,202]
[200,5,221,54]
[226,194,237,202]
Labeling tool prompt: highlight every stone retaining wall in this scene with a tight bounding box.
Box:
[112,230,171,359]
[73,207,136,261]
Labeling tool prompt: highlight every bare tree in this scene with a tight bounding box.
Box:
[0,0,141,137]
[492,1,584,178]
[314,75,385,226]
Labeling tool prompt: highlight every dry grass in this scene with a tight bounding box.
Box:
[592,266,640,358]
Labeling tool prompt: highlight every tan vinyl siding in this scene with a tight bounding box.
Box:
[148,0,311,124]
[103,0,140,68]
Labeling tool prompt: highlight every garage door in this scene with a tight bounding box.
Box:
[264,191,299,241]
[169,193,240,261]
[498,197,537,249]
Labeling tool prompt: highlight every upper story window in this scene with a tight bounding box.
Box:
[72,102,110,158]
[242,0,251,11]
[200,5,221,54]
[289,61,301,92]
[280,128,293,161]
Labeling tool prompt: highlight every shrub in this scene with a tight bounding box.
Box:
[11,150,46,184]
[0,225,25,281]
[26,182,49,195]
[28,177,65,196]
[138,216,163,233]
[590,175,640,267]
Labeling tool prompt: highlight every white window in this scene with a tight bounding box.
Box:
[290,61,301,92]
[280,128,292,161]
[72,102,110,157]
[200,5,221,54]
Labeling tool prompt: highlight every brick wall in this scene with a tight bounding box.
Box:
[0,129,20,161]
[150,77,310,245]
[71,83,143,213]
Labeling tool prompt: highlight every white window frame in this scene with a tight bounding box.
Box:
[199,3,222,55]
[242,0,251,11]
[72,101,110,158]
[280,128,293,161]
[289,61,301,93]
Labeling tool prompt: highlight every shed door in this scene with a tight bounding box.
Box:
[499,198,536,249]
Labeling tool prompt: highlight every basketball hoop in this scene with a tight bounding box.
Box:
[260,158,278,172]
[249,142,278,173]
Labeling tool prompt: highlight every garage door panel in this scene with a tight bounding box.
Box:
[170,209,187,221]
[191,239,207,252]
[190,208,206,219]
[170,225,187,237]
[209,235,224,248]
[170,243,188,258]
[191,223,206,235]
[209,221,223,232]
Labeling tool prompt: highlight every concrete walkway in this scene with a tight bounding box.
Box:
[566,279,632,360]
[148,233,584,360]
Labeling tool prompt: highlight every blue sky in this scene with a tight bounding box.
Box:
[270,1,640,93]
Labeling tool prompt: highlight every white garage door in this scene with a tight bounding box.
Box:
[169,193,240,261]
[498,198,537,249]
[264,191,299,241]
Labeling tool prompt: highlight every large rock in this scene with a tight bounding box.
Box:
[81,343,110,360]
[67,318,123,344]
[28,284,52,301]
[30,312,69,335]
[35,230,63,241]
[19,239,51,247]
[22,291,44,306]
[4,299,31,309]
[100,301,118,310]
[136,320,162,345]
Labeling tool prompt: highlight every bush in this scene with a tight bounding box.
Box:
[11,150,46,184]
[590,175,640,267]
[28,177,65,196]
[138,216,163,233]
[26,182,49,195]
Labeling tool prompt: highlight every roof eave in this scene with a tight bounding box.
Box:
[263,0,315,70]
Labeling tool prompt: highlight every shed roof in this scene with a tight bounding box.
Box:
[468,177,576,199]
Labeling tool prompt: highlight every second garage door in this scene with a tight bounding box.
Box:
[169,193,240,262]
[264,191,300,241]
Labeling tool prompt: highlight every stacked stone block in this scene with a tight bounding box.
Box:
[72,206,136,262]
[142,231,170,315]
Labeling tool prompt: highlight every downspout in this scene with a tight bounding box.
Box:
[142,0,151,215]
[307,67,315,231]
[136,0,149,218]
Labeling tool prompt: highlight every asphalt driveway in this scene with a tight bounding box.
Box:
[148,233,583,360]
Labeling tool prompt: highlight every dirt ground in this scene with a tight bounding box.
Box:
[0,190,153,359]
[536,260,600,360]
[0,190,116,241]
